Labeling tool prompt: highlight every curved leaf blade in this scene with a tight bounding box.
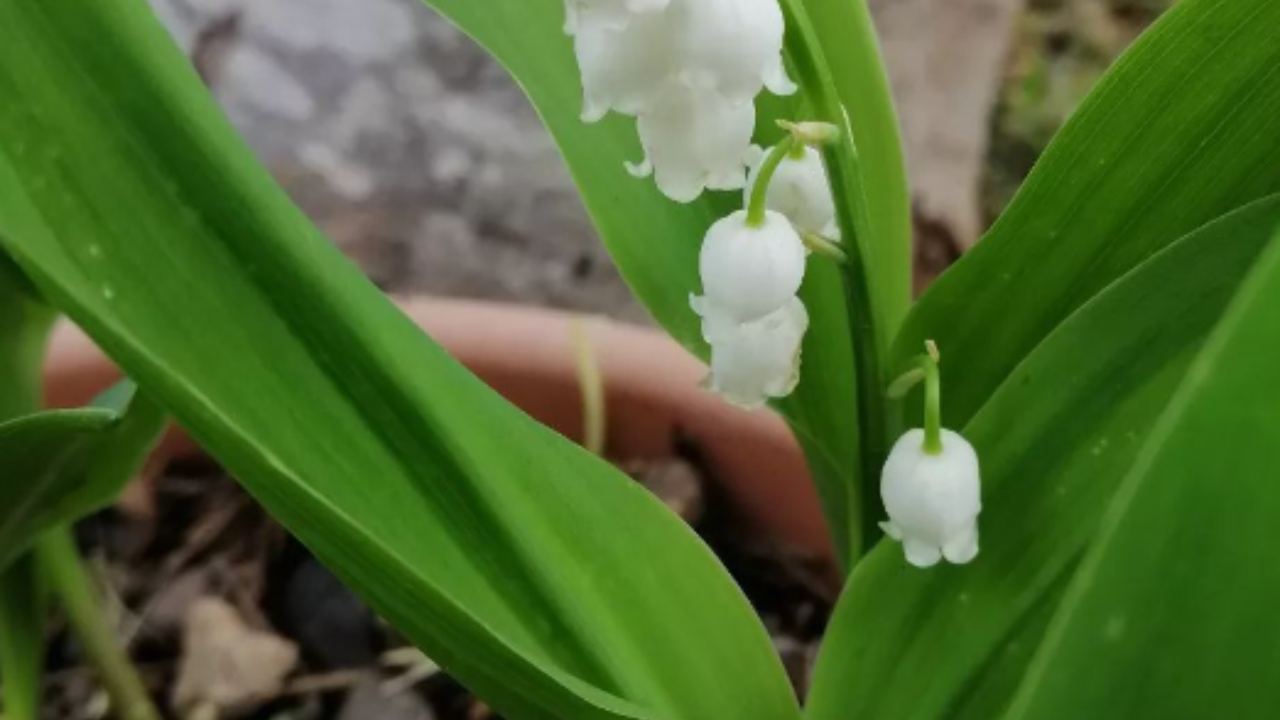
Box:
[799,0,912,332]
[0,409,116,570]
[1006,227,1280,718]
[894,0,1280,429]
[0,384,164,572]
[0,2,800,718]
[805,196,1280,720]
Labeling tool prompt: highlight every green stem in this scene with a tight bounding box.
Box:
[0,262,54,720]
[34,529,159,720]
[0,260,54,422]
[888,348,944,453]
[0,558,44,720]
[919,353,942,455]
[746,136,798,227]
[802,233,848,263]
[808,0,913,333]
[780,0,893,560]
[0,261,160,720]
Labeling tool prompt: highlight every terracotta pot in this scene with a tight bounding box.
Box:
[42,296,831,565]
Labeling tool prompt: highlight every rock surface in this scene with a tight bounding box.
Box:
[172,596,299,716]
[148,0,646,320]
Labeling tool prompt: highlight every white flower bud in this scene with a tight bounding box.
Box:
[632,83,757,201]
[691,294,808,408]
[699,209,806,322]
[564,0,671,35]
[744,145,839,238]
[880,429,982,568]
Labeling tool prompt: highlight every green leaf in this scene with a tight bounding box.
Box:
[0,384,164,572]
[804,196,1280,720]
[893,0,1280,430]
[417,0,866,566]
[798,0,912,332]
[0,2,799,719]
[0,557,45,720]
[1005,226,1280,718]
[0,409,115,569]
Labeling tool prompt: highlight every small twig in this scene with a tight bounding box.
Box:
[569,317,607,456]
[379,646,440,694]
[283,669,371,696]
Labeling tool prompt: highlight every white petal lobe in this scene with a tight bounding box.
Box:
[564,0,672,35]
[638,85,757,201]
[691,295,808,409]
[566,0,793,201]
[673,0,794,102]
[574,11,676,120]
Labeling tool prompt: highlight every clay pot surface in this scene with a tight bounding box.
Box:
[43,296,830,563]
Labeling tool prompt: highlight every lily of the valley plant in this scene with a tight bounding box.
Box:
[3,0,1280,718]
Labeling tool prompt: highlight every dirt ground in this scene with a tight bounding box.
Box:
[48,454,832,719]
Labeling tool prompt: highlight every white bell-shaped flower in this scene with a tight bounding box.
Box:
[573,8,676,121]
[744,145,839,238]
[673,0,795,100]
[880,429,982,568]
[568,0,795,201]
[632,82,758,201]
[691,294,808,408]
[564,0,670,35]
[698,209,806,322]
[573,0,793,121]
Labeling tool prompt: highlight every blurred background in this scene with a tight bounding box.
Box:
[149,0,1170,316]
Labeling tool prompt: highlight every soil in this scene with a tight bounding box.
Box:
[40,451,834,719]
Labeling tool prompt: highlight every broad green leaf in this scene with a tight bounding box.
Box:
[0,409,115,570]
[1006,228,1280,718]
[0,557,45,720]
[894,0,1280,429]
[805,196,1280,720]
[413,0,864,565]
[0,2,800,719]
[0,384,163,572]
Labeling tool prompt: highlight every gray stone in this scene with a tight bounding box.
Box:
[148,0,646,320]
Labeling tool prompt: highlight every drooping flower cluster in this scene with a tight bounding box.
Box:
[565,0,795,202]
[564,0,841,408]
[563,4,983,572]
[690,208,808,408]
